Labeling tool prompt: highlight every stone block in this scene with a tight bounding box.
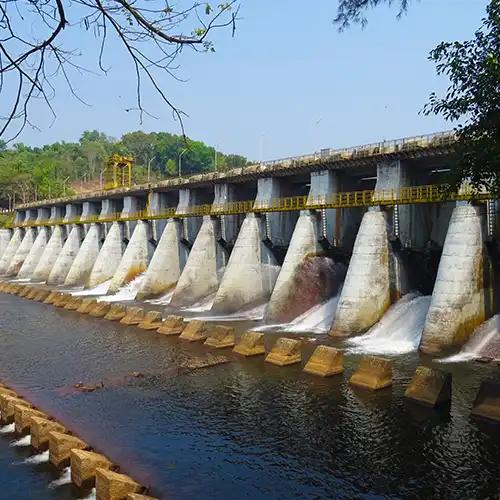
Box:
[54,293,72,307]
[89,301,111,318]
[34,289,50,302]
[120,307,144,325]
[138,311,163,330]
[303,346,344,377]
[0,396,30,423]
[14,405,47,435]
[64,296,83,310]
[0,387,17,398]
[77,298,98,314]
[43,291,58,304]
[19,286,31,297]
[49,431,87,468]
[179,320,209,342]
[104,304,127,321]
[349,356,393,390]
[30,416,66,450]
[95,468,142,500]
[204,325,235,348]
[157,315,185,336]
[233,332,266,357]
[71,449,113,489]
[404,366,452,407]
[471,381,500,423]
[26,288,38,300]
[265,338,301,366]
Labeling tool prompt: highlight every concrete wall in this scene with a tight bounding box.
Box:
[17,226,49,279]
[47,225,84,285]
[0,229,12,261]
[32,225,65,282]
[5,227,36,276]
[0,228,22,275]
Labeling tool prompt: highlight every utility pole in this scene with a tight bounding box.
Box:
[178,148,188,178]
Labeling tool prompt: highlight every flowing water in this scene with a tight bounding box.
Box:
[98,274,145,303]
[70,280,111,297]
[347,294,431,355]
[1,292,500,499]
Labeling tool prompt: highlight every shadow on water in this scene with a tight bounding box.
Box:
[1,293,500,498]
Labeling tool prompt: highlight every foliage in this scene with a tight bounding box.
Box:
[0,130,249,207]
[334,0,410,29]
[423,0,500,194]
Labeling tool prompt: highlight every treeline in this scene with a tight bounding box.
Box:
[0,130,249,207]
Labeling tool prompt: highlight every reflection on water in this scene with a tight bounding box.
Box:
[1,293,500,499]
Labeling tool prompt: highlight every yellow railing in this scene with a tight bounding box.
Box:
[8,183,490,229]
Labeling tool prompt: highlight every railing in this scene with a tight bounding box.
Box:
[8,183,488,229]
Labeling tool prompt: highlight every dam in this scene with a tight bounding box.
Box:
[1,130,497,355]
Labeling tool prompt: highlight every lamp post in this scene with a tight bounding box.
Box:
[178,148,188,178]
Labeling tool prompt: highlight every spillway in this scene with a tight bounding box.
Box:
[32,225,65,282]
[17,227,49,279]
[347,294,431,355]
[47,226,83,285]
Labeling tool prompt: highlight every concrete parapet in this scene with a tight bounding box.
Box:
[89,301,112,318]
[71,449,113,489]
[49,431,87,468]
[303,346,344,377]
[265,338,301,366]
[471,381,500,423]
[77,298,98,314]
[30,416,66,450]
[138,311,163,330]
[179,320,209,342]
[420,204,492,354]
[95,468,142,500]
[14,405,48,435]
[120,307,144,325]
[104,304,127,321]
[404,366,452,407]
[349,356,393,390]
[157,315,185,335]
[48,225,83,285]
[233,332,266,357]
[204,325,235,348]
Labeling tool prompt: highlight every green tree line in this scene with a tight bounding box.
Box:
[0,130,249,207]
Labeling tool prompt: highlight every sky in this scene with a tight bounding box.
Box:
[13,0,490,161]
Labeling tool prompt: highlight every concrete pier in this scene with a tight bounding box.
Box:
[0,227,23,274]
[17,226,49,279]
[420,204,493,354]
[95,468,142,500]
[49,431,87,468]
[47,225,83,285]
[0,229,12,260]
[32,225,65,282]
[30,416,66,450]
[71,449,113,488]
[6,227,36,276]
[350,356,393,390]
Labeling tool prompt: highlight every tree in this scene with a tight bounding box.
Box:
[0,1,239,141]
[334,0,410,29]
[424,0,500,193]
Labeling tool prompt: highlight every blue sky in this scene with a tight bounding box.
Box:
[18,0,489,161]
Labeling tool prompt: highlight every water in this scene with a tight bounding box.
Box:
[146,290,174,306]
[70,280,111,297]
[10,435,31,447]
[0,423,15,434]
[99,274,145,303]
[23,451,49,464]
[347,294,431,355]
[49,467,72,488]
[1,293,500,499]
[441,315,500,363]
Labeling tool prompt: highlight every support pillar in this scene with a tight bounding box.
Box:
[5,209,38,276]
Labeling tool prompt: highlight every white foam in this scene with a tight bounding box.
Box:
[10,435,31,447]
[192,302,267,322]
[49,466,71,488]
[0,423,15,434]
[346,293,431,355]
[146,289,174,305]
[83,488,97,500]
[23,451,49,464]
[71,279,111,297]
[99,273,145,302]
[182,293,216,313]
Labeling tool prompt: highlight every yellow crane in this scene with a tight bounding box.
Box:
[103,154,134,190]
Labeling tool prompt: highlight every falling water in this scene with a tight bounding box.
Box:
[440,315,500,363]
[99,273,145,303]
[192,302,268,322]
[182,293,216,313]
[347,293,431,355]
[71,279,112,297]
[23,451,49,464]
[48,466,71,488]
[10,435,31,447]
[146,289,174,306]
[0,423,15,434]
[260,294,341,334]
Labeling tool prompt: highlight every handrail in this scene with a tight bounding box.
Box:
[7,183,488,229]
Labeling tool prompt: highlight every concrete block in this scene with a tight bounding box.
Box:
[138,311,163,330]
[204,325,235,348]
[349,356,393,390]
[19,286,31,297]
[26,288,38,300]
[404,366,452,407]
[303,346,344,377]
[34,289,50,302]
[104,304,127,321]
[64,296,83,310]
[54,293,72,307]
[157,315,185,336]
[0,396,30,424]
[77,298,98,314]
[43,291,58,304]
[127,494,158,500]
[265,338,301,366]
[30,416,66,450]
[471,381,500,423]
[49,431,87,468]
[14,405,48,434]
[179,320,209,342]
[120,307,144,325]
[0,387,18,398]
[71,449,113,489]
[95,468,142,500]
[89,301,112,318]
[233,332,266,357]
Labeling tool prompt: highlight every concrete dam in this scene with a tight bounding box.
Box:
[1,130,498,356]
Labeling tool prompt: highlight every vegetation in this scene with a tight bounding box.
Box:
[336,0,500,194]
[0,131,248,207]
